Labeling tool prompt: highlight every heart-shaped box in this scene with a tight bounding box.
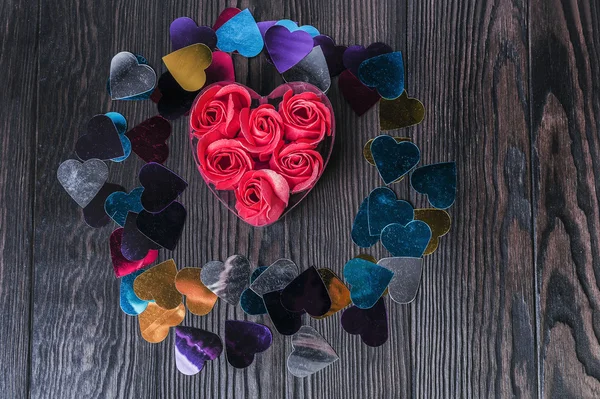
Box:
[189,82,335,227]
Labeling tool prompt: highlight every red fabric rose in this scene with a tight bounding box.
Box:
[278,89,332,145]
[234,169,290,226]
[238,104,284,161]
[197,131,255,190]
[190,84,252,139]
[269,142,324,193]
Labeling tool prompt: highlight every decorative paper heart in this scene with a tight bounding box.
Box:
[257,21,277,38]
[82,182,125,228]
[175,326,223,375]
[313,268,351,319]
[280,266,331,316]
[138,302,185,343]
[120,269,151,316]
[105,112,131,162]
[370,136,420,185]
[205,51,235,84]
[163,43,212,92]
[200,255,251,305]
[139,162,188,213]
[275,20,320,37]
[414,208,451,255]
[287,326,338,377]
[170,17,217,51]
[110,51,156,100]
[109,228,158,278]
[133,259,182,310]
[313,35,346,77]
[263,290,303,336]
[351,196,379,248]
[358,51,405,100]
[380,91,425,130]
[338,69,381,116]
[380,221,432,258]
[121,212,161,260]
[136,201,187,251]
[225,320,273,368]
[240,266,268,315]
[215,9,264,58]
[282,45,331,92]
[377,257,423,304]
[75,115,124,161]
[340,297,388,347]
[105,187,144,227]
[106,55,155,101]
[343,42,393,77]
[249,258,298,296]
[57,159,108,208]
[126,116,171,164]
[189,82,335,226]
[410,162,457,209]
[174,267,218,316]
[265,25,314,73]
[156,71,199,120]
[213,7,241,31]
[363,137,411,166]
[367,187,413,236]
[343,258,393,309]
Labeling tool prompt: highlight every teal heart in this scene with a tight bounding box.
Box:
[275,19,320,37]
[106,112,131,163]
[410,162,457,209]
[371,136,420,185]
[351,196,380,248]
[343,258,394,309]
[381,221,432,257]
[358,51,405,100]
[120,268,152,315]
[240,266,268,315]
[104,187,144,226]
[367,187,413,236]
[216,9,264,57]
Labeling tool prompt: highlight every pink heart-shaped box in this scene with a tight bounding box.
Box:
[189,82,335,227]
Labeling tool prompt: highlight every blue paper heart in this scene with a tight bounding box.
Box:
[275,19,320,37]
[240,266,268,315]
[104,187,144,226]
[106,112,131,163]
[381,221,432,257]
[216,9,264,57]
[343,258,394,309]
[358,52,405,100]
[371,135,420,185]
[351,196,380,248]
[367,187,413,236]
[410,162,457,209]
[120,269,152,315]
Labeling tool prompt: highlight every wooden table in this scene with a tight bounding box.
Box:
[2,0,599,397]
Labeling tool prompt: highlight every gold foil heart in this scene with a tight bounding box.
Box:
[314,268,351,319]
[138,302,185,343]
[162,43,212,91]
[414,208,451,255]
[175,267,218,316]
[379,91,425,130]
[133,259,182,310]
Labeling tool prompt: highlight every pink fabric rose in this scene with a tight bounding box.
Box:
[238,104,284,161]
[234,169,290,226]
[278,89,332,145]
[269,142,323,193]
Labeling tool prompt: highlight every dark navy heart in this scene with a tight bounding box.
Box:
[224,320,272,368]
[313,35,346,77]
[104,187,144,227]
[136,201,187,251]
[380,221,432,258]
[370,135,420,185]
[367,187,414,236]
[338,69,381,116]
[343,42,392,77]
[263,290,303,336]
[280,266,331,317]
[126,116,171,164]
[410,162,457,209]
[139,162,187,213]
[343,258,393,309]
[121,212,162,260]
[240,266,268,315]
[170,17,217,51]
[358,51,405,100]
[82,182,125,228]
[351,196,380,248]
[75,115,124,161]
[340,297,388,347]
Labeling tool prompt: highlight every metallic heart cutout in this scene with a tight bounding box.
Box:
[380,221,432,258]
[287,326,338,377]
[410,162,457,209]
[109,51,157,100]
[200,255,251,305]
[282,45,331,92]
[162,43,212,92]
[138,302,185,343]
[379,91,425,130]
[57,159,108,208]
[133,259,182,310]
[225,320,272,368]
[313,268,351,319]
[414,208,451,255]
[340,297,388,347]
[175,267,218,316]
[175,326,222,375]
[367,187,414,236]
[249,258,298,296]
[343,258,393,309]
[371,136,420,185]
[377,257,423,304]
[358,51,405,100]
[75,114,124,161]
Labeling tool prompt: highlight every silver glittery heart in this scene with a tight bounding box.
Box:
[377,257,423,304]
[287,326,338,378]
[249,258,298,296]
[57,159,108,208]
[200,255,251,305]
[109,52,157,100]
[282,46,331,93]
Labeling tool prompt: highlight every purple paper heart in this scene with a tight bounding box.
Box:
[264,25,314,73]
[175,326,223,375]
[263,290,303,336]
[225,320,272,368]
[313,35,346,77]
[343,42,393,77]
[136,201,187,251]
[280,266,331,317]
[257,21,277,38]
[340,297,388,347]
[170,17,217,51]
[139,162,187,213]
[121,211,161,260]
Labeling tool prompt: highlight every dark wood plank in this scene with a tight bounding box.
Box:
[0,0,38,397]
[407,0,537,397]
[529,0,600,397]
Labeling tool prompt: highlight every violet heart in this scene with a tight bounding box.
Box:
[343,42,393,77]
[280,266,331,317]
[313,35,346,77]
[126,116,171,164]
[225,320,273,368]
[139,162,187,213]
[340,297,388,347]
[75,114,124,161]
[264,25,314,73]
[136,201,187,251]
[121,212,161,260]
[263,290,303,336]
[170,17,217,51]
[175,326,223,375]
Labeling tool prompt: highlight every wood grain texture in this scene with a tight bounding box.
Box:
[530,0,600,398]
